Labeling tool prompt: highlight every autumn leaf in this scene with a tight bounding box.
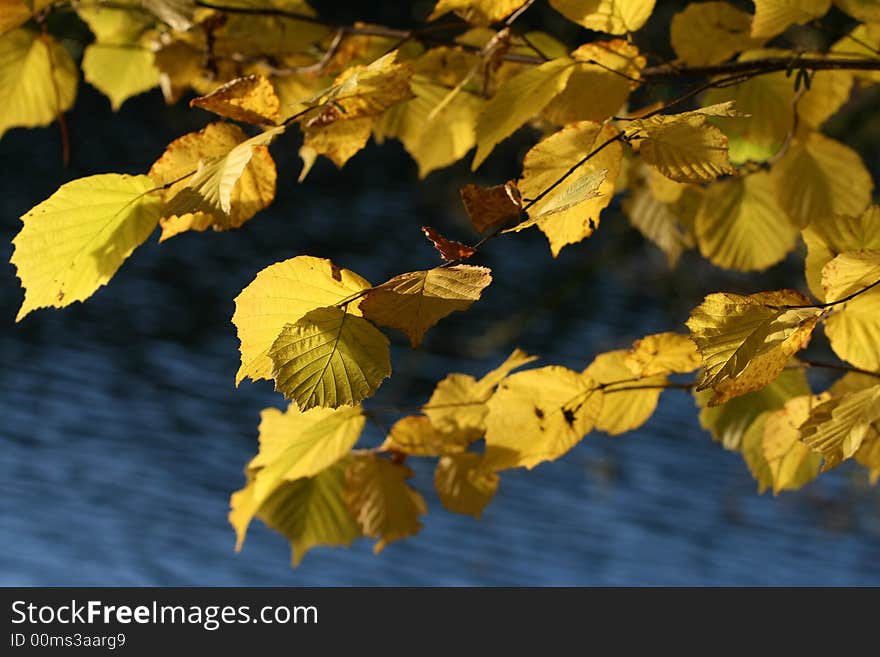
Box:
[380,415,470,456]
[0,29,78,138]
[345,454,427,553]
[190,74,282,125]
[472,58,575,170]
[697,369,810,450]
[484,366,603,470]
[800,385,880,470]
[82,45,159,111]
[625,332,701,378]
[634,114,735,184]
[670,2,765,66]
[740,413,774,493]
[12,174,161,320]
[460,181,522,233]
[229,403,365,550]
[359,265,492,347]
[429,0,527,24]
[148,122,277,240]
[583,350,665,435]
[763,394,826,493]
[425,349,537,441]
[269,306,391,410]
[299,117,373,176]
[434,453,499,518]
[230,459,360,565]
[514,121,622,255]
[232,256,372,385]
[751,0,831,38]
[686,290,823,404]
[549,0,656,35]
[421,225,476,262]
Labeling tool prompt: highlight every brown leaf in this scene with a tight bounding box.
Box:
[422,225,476,261]
[460,180,522,233]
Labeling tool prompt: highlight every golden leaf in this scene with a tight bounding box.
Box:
[191,74,282,125]
[583,350,665,435]
[434,453,499,518]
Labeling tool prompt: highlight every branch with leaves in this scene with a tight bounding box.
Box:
[5,0,880,565]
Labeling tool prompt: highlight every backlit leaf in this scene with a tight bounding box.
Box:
[230,459,360,565]
[770,131,873,229]
[434,453,499,518]
[583,350,664,435]
[763,394,826,493]
[269,307,391,410]
[429,0,526,23]
[82,44,159,111]
[12,174,160,320]
[751,0,831,38]
[695,171,798,271]
[514,121,623,255]
[421,225,476,262]
[626,332,701,378]
[345,454,427,553]
[425,349,537,441]
[740,413,774,493]
[472,58,575,170]
[148,122,277,239]
[636,115,735,183]
[381,415,470,456]
[191,74,282,125]
[232,256,372,385]
[299,117,373,175]
[549,0,656,35]
[686,290,822,404]
[697,368,810,450]
[671,2,764,66]
[359,265,492,347]
[0,29,77,138]
[460,181,522,233]
[800,385,880,469]
[484,366,603,470]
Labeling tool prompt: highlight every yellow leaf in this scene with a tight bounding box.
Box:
[359,265,492,347]
[301,50,413,126]
[583,350,664,435]
[82,44,159,111]
[472,57,575,170]
[770,131,873,229]
[824,290,880,371]
[626,332,701,377]
[148,122,277,239]
[424,349,537,441]
[821,250,880,302]
[833,0,880,21]
[269,307,391,410]
[740,413,773,493]
[549,0,656,34]
[670,2,765,66]
[832,23,880,83]
[697,368,810,450]
[213,3,329,58]
[11,174,160,321]
[803,205,880,301]
[191,74,281,125]
[429,0,526,23]
[460,180,522,233]
[543,40,644,125]
[855,434,880,485]
[484,366,603,470]
[751,0,831,38]
[695,171,798,271]
[0,1,33,37]
[345,454,427,553]
[0,29,77,138]
[636,114,734,184]
[299,117,373,175]
[381,415,470,456]
[229,403,365,548]
[375,73,483,178]
[763,394,826,493]
[514,121,623,255]
[164,126,283,220]
[434,453,499,518]
[77,2,152,42]
[153,39,205,104]
[686,290,822,404]
[141,0,195,31]
[233,256,372,385]
[800,385,880,470]
[230,459,360,565]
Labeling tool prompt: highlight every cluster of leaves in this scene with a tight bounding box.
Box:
[5,0,880,565]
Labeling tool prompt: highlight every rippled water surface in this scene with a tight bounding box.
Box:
[2,88,879,586]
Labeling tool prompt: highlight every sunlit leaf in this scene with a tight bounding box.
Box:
[626,332,701,378]
[583,350,664,435]
[381,415,470,456]
[83,44,159,111]
[232,256,372,385]
[460,181,522,233]
[549,0,656,35]
[670,2,764,66]
[434,453,499,518]
[751,0,831,38]
[345,454,427,553]
[360,265,492,347]
[429,0,527,24]
[800,385,880,470]
[191,74,282,125]
[636,114,735,184]
[740,413,774,493]
[12,174,160,320]
[763,394,826,493]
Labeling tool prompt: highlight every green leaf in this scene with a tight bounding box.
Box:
[12,173,161,320]
[269,307,391,410]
